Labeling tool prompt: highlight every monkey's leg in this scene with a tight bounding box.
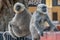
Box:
[35,25,44,36]
[3,31,9,40]
[32,33,40,40]
[8,24,17,39]
[9,28,17,39]
[30,27,40,40]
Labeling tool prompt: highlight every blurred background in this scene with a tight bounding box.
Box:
[0,0,60,32]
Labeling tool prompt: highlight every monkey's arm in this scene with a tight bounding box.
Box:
[34,14,43,36]
[46,14,55,31]
[8,23,17,39]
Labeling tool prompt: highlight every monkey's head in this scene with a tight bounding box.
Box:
[37,4,48,14]
[13,2,25,13]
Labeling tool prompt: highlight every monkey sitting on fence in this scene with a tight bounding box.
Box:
[30,4,56,40]
[3,2,31,40]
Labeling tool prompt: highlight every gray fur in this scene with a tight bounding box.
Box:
[30,4,55,40]
[3,2,31,40]
[8,9,31,37]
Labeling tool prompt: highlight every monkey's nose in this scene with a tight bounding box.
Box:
[16,5,21,11]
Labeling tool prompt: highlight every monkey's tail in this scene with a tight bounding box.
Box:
[3,31,9,40]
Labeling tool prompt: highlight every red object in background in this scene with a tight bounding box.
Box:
[40,32,60,40]
[57,26,60,30]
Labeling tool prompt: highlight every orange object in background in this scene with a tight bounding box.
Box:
[40,32,60,40]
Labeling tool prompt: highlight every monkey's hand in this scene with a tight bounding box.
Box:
[40,31,44,36]
[38,30,44,36]
[50,26,56,32]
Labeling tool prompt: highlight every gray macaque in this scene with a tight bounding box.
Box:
[3,2,31,40]
[30,4,56,40]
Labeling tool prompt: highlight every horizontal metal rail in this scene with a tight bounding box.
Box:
[0,32,31,40]
[1,32,60,40]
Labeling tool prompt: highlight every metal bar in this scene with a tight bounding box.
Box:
[0,32,31,40]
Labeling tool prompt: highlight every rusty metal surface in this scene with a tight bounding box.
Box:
[40,32,60,40]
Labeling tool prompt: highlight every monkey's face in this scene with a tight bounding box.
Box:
[14,2,25,13]
[16,5,21,11]
[37,4,48,14]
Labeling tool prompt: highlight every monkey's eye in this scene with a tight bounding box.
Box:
[42,6,46,9]
[16,5,21,11]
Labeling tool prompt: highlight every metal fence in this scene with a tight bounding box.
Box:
[0,32,31,40]
[0,31,60,40]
